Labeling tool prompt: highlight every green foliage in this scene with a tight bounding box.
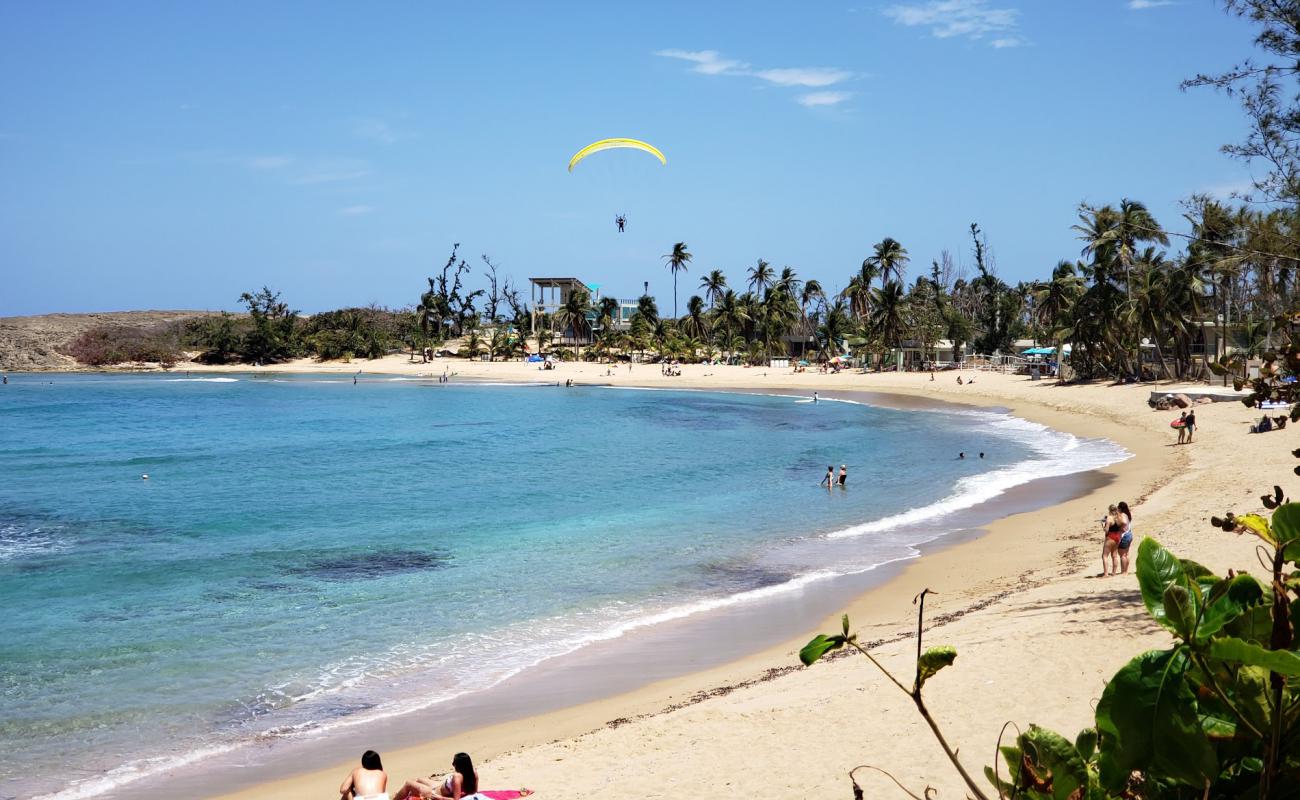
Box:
[238,286,300,364]
[914,646,956,691]
[800,502,1300,799]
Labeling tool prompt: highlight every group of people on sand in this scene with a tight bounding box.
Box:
[1099,501,1134,577]
[340,750,528,800]
[820,464,848,489]
[660,362,682,376]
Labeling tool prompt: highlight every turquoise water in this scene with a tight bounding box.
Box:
[0,375,1126,798]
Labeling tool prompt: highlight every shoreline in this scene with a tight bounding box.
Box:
[86,360,1186,800]
[13,360,1262,799]
[100,384,1124,800]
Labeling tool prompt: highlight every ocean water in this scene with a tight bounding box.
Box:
[0,374,1127,798]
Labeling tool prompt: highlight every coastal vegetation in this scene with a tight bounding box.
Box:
[802,469,1300,798]
[47,0,1300,390]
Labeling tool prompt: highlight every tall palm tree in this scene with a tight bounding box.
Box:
[699,269,728,310]
[868,238,910,288]
[776,266,801,297]
[748,259,775,296]
[663,242,692,320]
[552,287,594,361]
[801,279,824,320]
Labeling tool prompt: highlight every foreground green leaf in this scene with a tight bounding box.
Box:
[1095,649,1217,789]
[1197,574,1266,641]
[799,634,844,666]
[1270,502,1300,548]
[1137,539,1193,634]
[915,645,957,691]
[1022,725,1088,800]
[1209,636,1300,676]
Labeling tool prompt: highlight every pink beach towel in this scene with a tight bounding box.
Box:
[476,792,533,800]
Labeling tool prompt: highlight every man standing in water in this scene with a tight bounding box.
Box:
[821,465,835,489]
[813,391,819,404]
[838,465,847,487]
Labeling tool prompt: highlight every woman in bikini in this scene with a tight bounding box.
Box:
[1101,504,1123,577]
[395,752,479,800]
[1117,501,1134,574]
[340,750,388,800]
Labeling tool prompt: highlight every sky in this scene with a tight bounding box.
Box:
[0,0,1266,316]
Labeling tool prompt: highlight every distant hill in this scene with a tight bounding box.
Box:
[0,311,220,371]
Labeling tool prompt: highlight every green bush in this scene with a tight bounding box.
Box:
[802,494,1300,798]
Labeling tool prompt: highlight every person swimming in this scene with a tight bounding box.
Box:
[958,452,965,459]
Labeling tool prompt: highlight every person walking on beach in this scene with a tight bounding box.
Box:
[340,750,388,800]
[1117,501,1134,574]
[838,464,847,487]
[821,465,835,489]
[1184,408,1197,443]
[1176,411,1188,444]
[1101,503,1123,577]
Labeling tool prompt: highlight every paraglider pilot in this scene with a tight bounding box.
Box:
[615,214,626,233]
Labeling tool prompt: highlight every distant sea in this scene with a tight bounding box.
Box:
[0,375,1128,799]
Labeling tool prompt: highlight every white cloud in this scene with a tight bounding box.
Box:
[338,205,375,216]
[797,91,854,107]
[752,67,853,88]
[354,118,409,145]
[248,155,292,170]
[653,49,748,75]
[655,49,854,106]
[1127,0,1175,8]
[293,167,370,185]
[1198,179,1255,201]
[884,0,1022,45]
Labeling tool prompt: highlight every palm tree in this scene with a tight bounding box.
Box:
[868,238,910,288]
[699,269,728,310]
[842,260,880,321]
[679,295,711,340]
[815,299,853,360]
[870,280,909,370]
[712,289,749,344]
[635,294,660,327]
[1033,261,1084,352]
[776,266,801,297]
[663,242,692,320]
[748,259,775,296]
[801,279,824,320]
[552,287,594,361]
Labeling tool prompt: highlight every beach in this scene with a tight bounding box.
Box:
[95,358,1257,800]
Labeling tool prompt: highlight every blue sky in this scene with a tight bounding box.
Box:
[0,1,1261,316]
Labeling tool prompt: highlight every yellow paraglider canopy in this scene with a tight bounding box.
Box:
[568,138,667,172]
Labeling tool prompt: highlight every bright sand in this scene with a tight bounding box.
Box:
[164,358,1268,799]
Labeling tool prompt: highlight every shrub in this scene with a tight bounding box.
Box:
[62,324,184,366]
